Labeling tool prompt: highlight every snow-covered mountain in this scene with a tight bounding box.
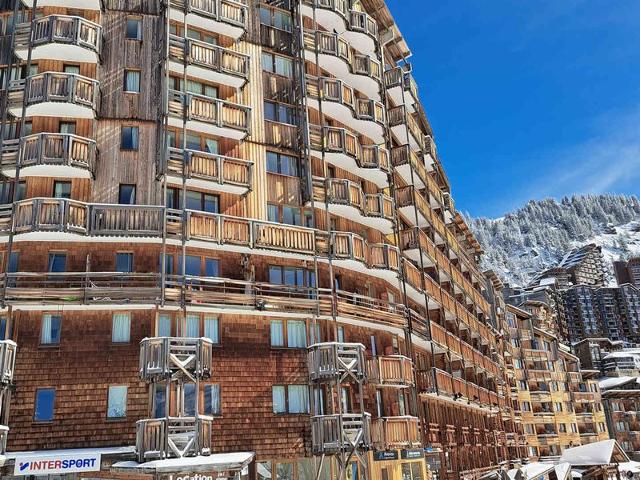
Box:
[468,195,640,287]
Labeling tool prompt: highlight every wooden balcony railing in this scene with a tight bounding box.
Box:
[15,15,101,54]
[367,355,414,387]
[384,67,419,104]
[0,425,7,457]
[8,72,99,112]
[169,0,248,27]
[265,120,298,149]
[324,178,393,221]
[388,105,425,151]
[0,341,17,385]
[371,416,420,450]
[168,90,250,134]
[310,125,389,174]
[308,342,366,383]
[136,416,213,462]
[304,31,381,81]
[311,413,372,454]
[166,147,252,189]
[391,145,430,187]
[169,35,249,80]
[139,337,213,381]
[302,0,378,38]
[1,133,97,175]
[306,76,385,126]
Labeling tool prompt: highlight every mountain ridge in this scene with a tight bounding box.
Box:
[467,194,640,286]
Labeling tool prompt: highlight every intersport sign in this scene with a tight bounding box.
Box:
[14,453,101,476]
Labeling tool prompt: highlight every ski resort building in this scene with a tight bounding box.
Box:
[0,0,534,479]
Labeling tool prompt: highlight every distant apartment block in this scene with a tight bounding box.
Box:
[614,257,640,287]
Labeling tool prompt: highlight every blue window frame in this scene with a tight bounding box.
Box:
[34,388,55,421]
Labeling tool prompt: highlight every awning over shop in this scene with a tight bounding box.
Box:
[112,452,255,475]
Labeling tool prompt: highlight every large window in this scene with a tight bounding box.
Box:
[186,314,200,338]
[112,313,131,343]
[107,386,128,418]
[264,101,296,125]
[272,385,309,414]
[41,314,61,345]
[269,266,315,289]
[158,314,171,337]
[34,388,56,421]
[259,7,292,32]
[261,52,293,78]
[401,463,423,480]
[267,204,304,226]
[185,190,219,213]
[204,316,219,344]
[270,319,307,348]
[266,151,298,176]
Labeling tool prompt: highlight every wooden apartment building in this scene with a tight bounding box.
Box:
[0,0,579,478]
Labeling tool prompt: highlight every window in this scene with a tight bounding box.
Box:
[270,320,285,347]
[276,463,294,480]
[0,180,25,203]
[124,69,141,92]
[107,386,127,418]
[161,254,174,276]
[34,388,55,421]
[266,151,298,176]
[571,423,578,433]
[158,314,171,337]
[559,423,567,433]
[0,317,6,340]
[112,313,131,343]
[154,384,166,418]
[121,126,139,150]
[287,320,306,348]
[63,64,80,74]
[204,316,219,343]
[270,319,307,348]
[126,17,142,40]
[272,385,309,414]
[264,101,296,125]
[184,383,196,416]
[261,52,293,78]
[179,255,201,276]
[118,184,136,204]
[272,385,286,413]
[521,401,531,412]
[259,7,292,32]
[41,314,61,344]
[269,266,315,289]
[185,191,219,213]
[186,314,200,337]
[337,326,345,343]
[401,462,423,480]
[59,121,76,134]
[204,384,221,415]
[204,258,219,277]
[115,253,133,273]
[48,252,66,272]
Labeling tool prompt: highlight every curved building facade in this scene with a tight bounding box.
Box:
[0,1,525,479]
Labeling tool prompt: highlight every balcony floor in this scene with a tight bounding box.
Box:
[328,203,393,235]
[2,164,92,179]
[9,103,95,120]
[15,44,99,64]
[168,117,247,141]
[311,147,388,188]
[307,98,384,144]
[168,61,246,89]
[166,174,250,196]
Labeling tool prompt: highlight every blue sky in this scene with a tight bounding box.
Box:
[387,0,640,218]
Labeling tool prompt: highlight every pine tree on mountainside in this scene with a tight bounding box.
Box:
[467,194,640,286]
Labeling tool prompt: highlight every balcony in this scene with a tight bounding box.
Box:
[7,73,99,119]
[168,90,250,140]
[304,31,381,101]
[400,227,437,268]
[371,416,421,450]
[20,0,100,8]
[14,15,101,63]
[311,413,372,454]
[1,133,97,179]
[306,77,385,144]
[301,0,378,54]
[168,35,249,88]
[0,425,7,458]
[136,416,213,462]
[166,147,252,195]
[385,67,420,114]
[139,337,213,381]
[169,0,248,40]
[388,106,425,153]
[392,145,432,190]
[308,342,366,383]
[0,341,17,385]
[367,355,414,387]
[319,178,394,234]
[395,185,434,229]
[309,126,389,188]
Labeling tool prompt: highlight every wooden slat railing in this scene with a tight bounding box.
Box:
[167,147,252,189]
[170,0,247,27]
[169,35,249,79]
[8,72,99,111]
[168,90,250,134]
[15,15,101,53]
[371,416,420,450]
